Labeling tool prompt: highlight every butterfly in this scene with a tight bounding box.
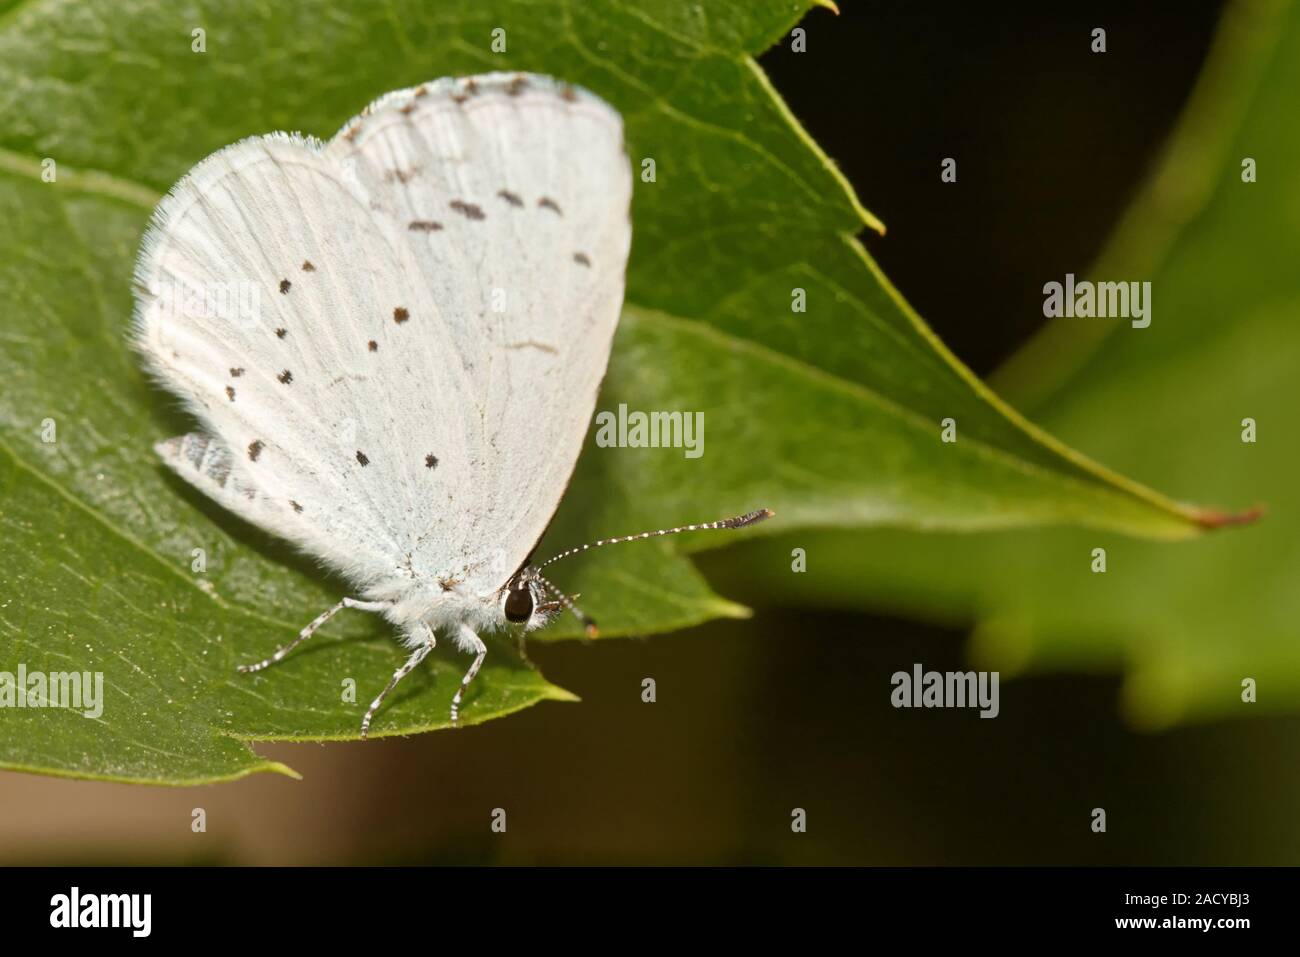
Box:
[131,72,771,737]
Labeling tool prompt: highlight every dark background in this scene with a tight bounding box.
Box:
[11,0,1294,866]
[769,0,1221,376]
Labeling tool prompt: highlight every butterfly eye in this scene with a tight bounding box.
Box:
[504,586,534,623]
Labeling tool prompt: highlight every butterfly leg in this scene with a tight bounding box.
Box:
[450,624,487,724]
[360,623,436,739]
[237,597,389,674]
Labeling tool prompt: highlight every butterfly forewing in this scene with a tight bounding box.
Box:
[133,73,632,595]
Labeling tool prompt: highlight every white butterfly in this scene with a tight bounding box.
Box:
[132,72,771,737]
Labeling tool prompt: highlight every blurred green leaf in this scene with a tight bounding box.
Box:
[721,0,1297,729]
[0,0,1232,782]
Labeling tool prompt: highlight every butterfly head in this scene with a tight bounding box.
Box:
[499,564,594,634]
[500,508,774,638]
[500,566,552,631]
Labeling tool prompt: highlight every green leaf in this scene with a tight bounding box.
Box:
[719,0,1299,729]
[0,0,1230,782]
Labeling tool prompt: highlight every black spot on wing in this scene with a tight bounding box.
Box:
[226,386,236,401]
[278,369,293,385]
[393,307,409,324]
[356,450,369,467]
[279,279,291,294]
[573,252,591,267]
[450,199,485,221]
[248,440,264,462]
[538,197,562,215]
[368,340,378,352]
[230,367,244,377]
[275,327,287,339]
[408,220,442,232]
[290,500,303,513]
[425,454,438,469]
[497,189,523,207]
[302,260,315,272]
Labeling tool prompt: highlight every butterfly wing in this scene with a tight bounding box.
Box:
[133,73,632,594]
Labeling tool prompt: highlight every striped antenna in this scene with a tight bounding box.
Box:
[538,508,775,572]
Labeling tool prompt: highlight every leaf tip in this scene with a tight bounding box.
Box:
[547,684,582,704]
[716,598,753,620]
[1193,502,1266,531]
